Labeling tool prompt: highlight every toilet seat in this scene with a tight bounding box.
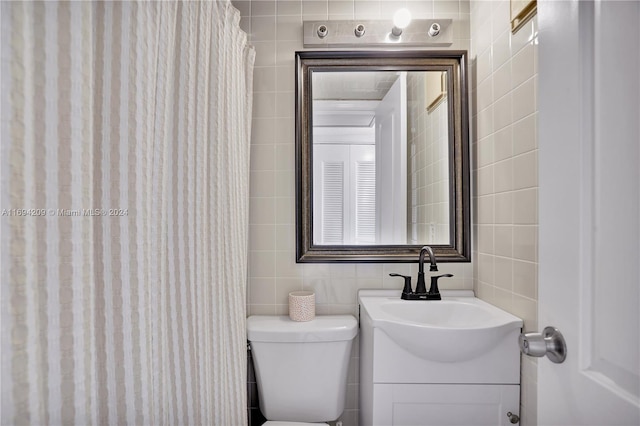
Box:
[263,421,329,426]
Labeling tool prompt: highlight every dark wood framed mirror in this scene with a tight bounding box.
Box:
[295,50,470,263]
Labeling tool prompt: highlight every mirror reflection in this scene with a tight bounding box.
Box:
[312,70,450,246]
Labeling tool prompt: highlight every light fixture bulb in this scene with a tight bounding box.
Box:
[428,22,441,37]
[393,8,412,29]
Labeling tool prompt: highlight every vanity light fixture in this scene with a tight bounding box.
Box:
[303,18,453,47]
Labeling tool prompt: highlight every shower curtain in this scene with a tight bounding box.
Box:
[1,1,254,424]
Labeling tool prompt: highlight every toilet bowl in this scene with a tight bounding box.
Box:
[247,315,358,424]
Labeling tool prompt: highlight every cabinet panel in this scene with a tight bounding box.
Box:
[372,383,520,426]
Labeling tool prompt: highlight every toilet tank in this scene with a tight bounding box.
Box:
[247,315,358,423]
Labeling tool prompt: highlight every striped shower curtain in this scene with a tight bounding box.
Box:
[1,1,254,424]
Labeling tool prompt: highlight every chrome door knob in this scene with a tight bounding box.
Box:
[519,326,567,363]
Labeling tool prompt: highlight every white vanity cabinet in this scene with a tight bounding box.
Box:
[358,290,522,426]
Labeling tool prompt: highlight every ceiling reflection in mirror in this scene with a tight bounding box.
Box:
[295,51,470,263]
[312,70,450,246]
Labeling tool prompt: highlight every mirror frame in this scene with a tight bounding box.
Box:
[295,50,470,263]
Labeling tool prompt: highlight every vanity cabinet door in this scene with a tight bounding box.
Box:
[371,383,520,426]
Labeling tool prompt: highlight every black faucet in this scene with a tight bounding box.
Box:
[415,246,438,295]
[389,246,453,300]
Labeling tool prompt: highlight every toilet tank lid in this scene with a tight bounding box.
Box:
[247,315,358,343]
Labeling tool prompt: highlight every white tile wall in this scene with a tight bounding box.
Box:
[241,2,474,301]
[239,0,538,424]
[470,1,538,425]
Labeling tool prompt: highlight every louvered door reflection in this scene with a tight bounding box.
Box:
[354,155,376,244]
[313,144,376,245]
[321,161,345,244]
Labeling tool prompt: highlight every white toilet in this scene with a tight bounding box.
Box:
[247,315,358,425]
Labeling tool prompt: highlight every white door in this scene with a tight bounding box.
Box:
[538,1,640,424]
[375,72,407,244]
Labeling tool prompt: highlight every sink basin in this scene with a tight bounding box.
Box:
[359,290,522,362]
[380,300,497,328]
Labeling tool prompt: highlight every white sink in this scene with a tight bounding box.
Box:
[359,289,523,425]
[359,290,522,362]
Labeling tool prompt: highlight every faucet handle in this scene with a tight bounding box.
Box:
[389,273,413,296]
[427,273,454,300]
[432,273,454,279]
